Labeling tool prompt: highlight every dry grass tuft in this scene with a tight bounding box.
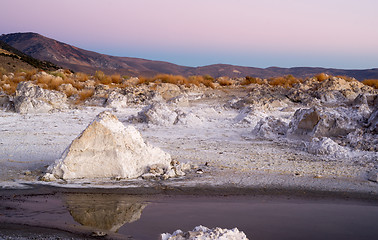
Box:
[336,75,354,82]
[187,75,215,88]
[0,67,6,76]
[315,73,329,82]
[24,69,38,80]
[100,76,112,85]
[241,76,264,85]
[94,70,106,81]
[35,75,64,90]
[111,74,122,84]
[63,88,77,98]
[50,71,66,80]
[75,72,89,82]
[154,74,188,85]
[135,76,151,85]
[76,89,94,103]
[268,75,302,88]
[362,79,378,89]
[217,77,233,86]
[1,80,18,95]
[63,69,72,75]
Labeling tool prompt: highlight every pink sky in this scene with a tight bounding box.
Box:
[1,0,378,68]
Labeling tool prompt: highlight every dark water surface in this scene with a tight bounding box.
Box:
[1,192,378,240]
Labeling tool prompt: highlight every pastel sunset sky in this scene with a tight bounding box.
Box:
[1,0,377,69]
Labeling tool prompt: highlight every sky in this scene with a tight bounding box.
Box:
[1,0,378,69]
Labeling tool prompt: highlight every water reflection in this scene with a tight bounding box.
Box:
[64,194,147,232]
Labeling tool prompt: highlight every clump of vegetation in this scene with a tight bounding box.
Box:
[111,74,122,84]
[314,73,329,82]
[362,79,378,89]
[187,75,216,88]
[50,71,66,80]
[76,89,94,103]
[154,74,188,85]
[335,75,354,82]
[0,67,7,76]
[241,76,264,85]
[75,72,89,82]
[217,77,233,86]
[135,74,217,88]
[268,75,302,88]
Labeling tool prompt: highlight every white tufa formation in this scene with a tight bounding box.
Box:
[43,111,171,180]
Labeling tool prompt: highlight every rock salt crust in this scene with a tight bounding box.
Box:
[42,111,171,180]
[160,225,248,240]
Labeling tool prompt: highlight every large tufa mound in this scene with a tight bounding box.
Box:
[42,111,171,180]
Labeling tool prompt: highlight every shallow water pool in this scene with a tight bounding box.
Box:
[1,192,377,240]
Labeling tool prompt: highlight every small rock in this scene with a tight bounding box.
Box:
[39,173,56,182]
[367,171,378,182]
[91,231,107,237]
[141,173,158,180]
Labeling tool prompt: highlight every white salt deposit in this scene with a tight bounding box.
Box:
[137,102,178,126]
[42,111,171,180]
[160,225,248,240]
[307,137,349,158]
[252,116,288,139]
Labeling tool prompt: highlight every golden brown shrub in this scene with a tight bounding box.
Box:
[154,74,188,85]
[315,73,329,82]
[268,75,301,88]
[75,72,89,82]
[1,81,18,95]
[94,70,106,81]
[241,76,263,85]
[187,75,203,86]
[0,67,6,76]
[362,79,378,89]
[336,75,354,82]
[77,89,94,103]
[63,87,77,98]
[111,74,122,84]
[100,76,112,85]
[217,77,233,86]
[24,69,38,80]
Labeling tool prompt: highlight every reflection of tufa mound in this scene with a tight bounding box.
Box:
[43,111,171,180]
[65,194,146,232]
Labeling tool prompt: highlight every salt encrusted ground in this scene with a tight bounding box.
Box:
[0,82,377,194]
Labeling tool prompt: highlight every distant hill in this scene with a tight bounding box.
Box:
[0,39,59,72]
[1,32,378,80]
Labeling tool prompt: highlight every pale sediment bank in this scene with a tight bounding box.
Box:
[0,76,377,199]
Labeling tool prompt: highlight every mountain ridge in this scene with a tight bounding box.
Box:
[1,32,377,80]
[0,37,59,72]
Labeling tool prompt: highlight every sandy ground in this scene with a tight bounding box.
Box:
[0,87,377,196]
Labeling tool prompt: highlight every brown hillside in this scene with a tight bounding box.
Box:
[1,32,377,80]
